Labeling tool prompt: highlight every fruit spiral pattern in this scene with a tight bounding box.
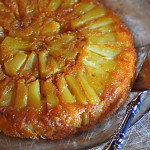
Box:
[0,0,136,139]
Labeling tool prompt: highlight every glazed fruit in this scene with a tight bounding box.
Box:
[0,0,136,139]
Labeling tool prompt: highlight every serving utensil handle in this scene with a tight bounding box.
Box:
[103,91,145,150]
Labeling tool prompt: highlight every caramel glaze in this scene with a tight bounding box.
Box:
[0,0,136,139]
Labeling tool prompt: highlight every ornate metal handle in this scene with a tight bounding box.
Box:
[103,91,147,150]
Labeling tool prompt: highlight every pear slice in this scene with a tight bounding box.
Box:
[62,0,78,8]
[50,56,62,73]
[4,52,27,76]
[87,32,130,46]
[29,13,45,35]
[85,74,104,95]
[71,6,106,28]
[83,60,110,78]
[84,51,116,72]
[97,24,112,33]
[9,27,33,40]
[39,51,47,79]
[2,36,32,50]
[74,2,95,16]
[15,79,27,109]
[86,44,121,58]
[83,54,112,82]
[84,17,112,30]
[0,88,14,106]
[78,73,100,105]
[57,75,76,104]
[28,80,41,108]
[65,74,87,105]
[41,21,60,35]
[21,52,39,77]
[87,33,116,44]
[47,34,76,59]
[39,51,62,79]
[47,34,75,50]
[43,79,59,109]
[48,0,63,11]
[0,80,15,106]
[23,52,37,70]
[48,48,78,60]
[97,23,121,34]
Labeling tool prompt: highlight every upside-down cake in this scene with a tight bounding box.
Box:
[0,0,136,139]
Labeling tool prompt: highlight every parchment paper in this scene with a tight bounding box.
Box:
[0,0,150,150]
[101,0,150,47]
[91,112,150,150]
